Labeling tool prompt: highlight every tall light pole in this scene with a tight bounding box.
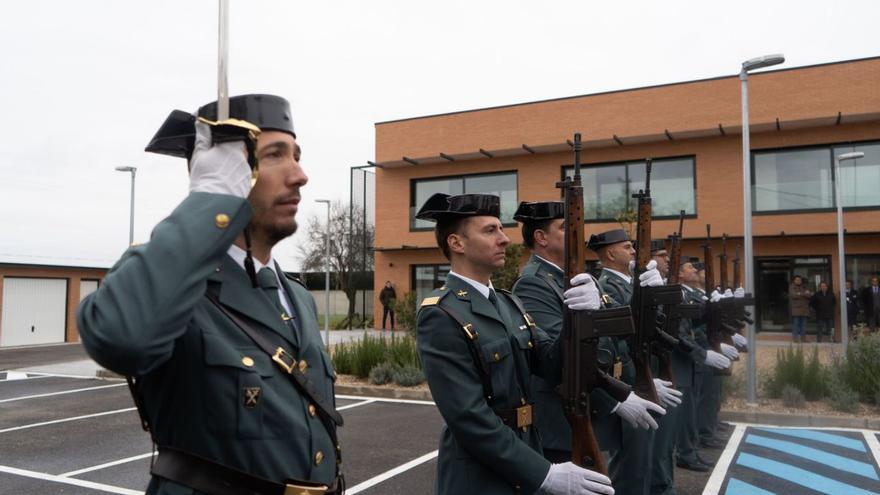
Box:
[740,54,784,406]
[315,199,332,347]
[835,152,864,352]
[115,166,137,246]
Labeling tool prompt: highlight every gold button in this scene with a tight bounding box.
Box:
[241,356,254,367]
[215,213,230,228]
[315,451,324,465]
[527,341,534,348]
[308,404,317,417]
[299,360,308,373]
[493,352,500,361]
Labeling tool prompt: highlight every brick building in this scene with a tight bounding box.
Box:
[370,56,880,340]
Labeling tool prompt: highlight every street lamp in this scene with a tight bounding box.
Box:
[315,199,332,347]
[740,53,784,406]
[115,166,137,246]
[835,151,864,352]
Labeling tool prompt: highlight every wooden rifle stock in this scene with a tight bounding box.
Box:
[733,246,742,290]
[703,226,732,375]
[718,234,729,291]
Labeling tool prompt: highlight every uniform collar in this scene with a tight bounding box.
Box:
[534,255,563,274]
[227,244,284,287]
[605,267,632,284]
[449,271,494,299]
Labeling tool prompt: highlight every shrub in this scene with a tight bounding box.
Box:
[781,385,805,408]
[840,333,880,405]
[391,292,418,331]
[721,372,744,402]
[393,365,426,387]
[829,385,860,413]
[331,332,421,379]
[386,333,421,369]
[490,243,526,291]
[368,362,397,385]
[764,345,826,400]
[802,346,826,401]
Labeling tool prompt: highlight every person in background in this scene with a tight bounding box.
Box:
[845,280,860,338]
[789,275,812,343]
[809,281,836,343]
[861,276,880,333]
[379,281,397,330]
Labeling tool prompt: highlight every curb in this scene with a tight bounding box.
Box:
[96,368,124,380]
[335,384,433,401]
[720,410,880,429]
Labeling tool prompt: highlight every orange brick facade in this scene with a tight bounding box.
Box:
[371,57,880,338]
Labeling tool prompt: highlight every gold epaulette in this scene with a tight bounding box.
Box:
[420,296,440,307]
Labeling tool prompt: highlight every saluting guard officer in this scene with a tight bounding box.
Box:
[77,95,343,495]
[588,229,671,495]
[415,194,614,495]
[510,202,667,476]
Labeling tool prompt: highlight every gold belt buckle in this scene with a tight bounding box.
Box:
[283,483,328,495]
[516,404,533,429]
[272,347,296,374]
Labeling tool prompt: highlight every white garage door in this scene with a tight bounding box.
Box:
[1,278,68,347]
[80,280,98,302]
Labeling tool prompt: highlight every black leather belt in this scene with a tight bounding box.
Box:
[494,403,534,431]
[152,447,341,495]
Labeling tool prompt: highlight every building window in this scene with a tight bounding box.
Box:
[846,255,880,289]
[833,143,880,208]
[411,171,518,230]
[412,264,451,303]
[563,156,696,221]
[753,141,880,212]
[755,256,831,333]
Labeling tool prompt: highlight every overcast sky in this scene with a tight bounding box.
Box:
[1,1,877,271]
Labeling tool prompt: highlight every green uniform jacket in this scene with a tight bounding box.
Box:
[596,269,636,386]
[77,193,338,495]
[417,274,561,494]
[512,256,620,454]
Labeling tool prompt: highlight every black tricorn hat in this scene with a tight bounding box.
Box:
[651,239,668,253]
[513,201,564,223]
[679,256,694,266]
[587,228,630,251]
[415,193,500,223]
[145,94,296,159]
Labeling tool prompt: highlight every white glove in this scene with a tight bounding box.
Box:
[701,294,709,301]
[613,392,665,430]
[734,287,745,298]
[720,343,739,360]
[704,350,731,369]
[638,260,664,287]
[723,289,734,298]
[653,379,683,408]
[189,121,252,198]
[733,333,748,347]
[564,274,601,310]
[540,462,614,495]
[710,290,723,303]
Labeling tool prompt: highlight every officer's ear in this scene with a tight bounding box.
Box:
[534,228,549,248]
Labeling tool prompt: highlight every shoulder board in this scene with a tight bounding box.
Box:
[420,289,451,309]
[283,272,307,288]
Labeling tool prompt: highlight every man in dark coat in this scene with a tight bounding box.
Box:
[379,281,397,329]
[810,281,836,342]
[862,276,880,333]
[77,95,343,494]
[845,280,860,335]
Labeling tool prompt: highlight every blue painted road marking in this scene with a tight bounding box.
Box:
[745,433,879,480]
[736,452,878,495]
[725,478,777,495]
[755,427,866,452]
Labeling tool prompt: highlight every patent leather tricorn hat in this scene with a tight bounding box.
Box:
[145,94,296,159]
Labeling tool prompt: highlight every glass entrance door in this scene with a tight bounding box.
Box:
[755,256,831,333]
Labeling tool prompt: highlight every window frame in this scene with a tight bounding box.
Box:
[751,139,880,215]
[559,154,698,223]
[409,170,519,231]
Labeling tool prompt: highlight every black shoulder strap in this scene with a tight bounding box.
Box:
[425,302,495,401]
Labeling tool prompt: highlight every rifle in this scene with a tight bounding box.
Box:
[733,245,742,289]
[703,226,733,375]
[731,246,755,351]
[630,160,682,403]
[718,234,729,291]
[717,234,739,357]
[557,133,633,473]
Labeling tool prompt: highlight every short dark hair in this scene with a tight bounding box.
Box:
[521,219,554,249]
[434,217,469,260]
[793,275,803,282]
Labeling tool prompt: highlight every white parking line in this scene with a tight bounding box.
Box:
[347,450,439,494]
[0,464,143,495]
[335,394,435,406]
[0,382,127,403]
[337,399,377,411]
[0,407,137,434]
[864,430,880,468]
[60,452,154,477]
[702,423,747,495]
[0,371,49,381]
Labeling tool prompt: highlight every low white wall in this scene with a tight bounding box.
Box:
[308,290,374,316]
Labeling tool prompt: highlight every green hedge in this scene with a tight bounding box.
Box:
[332,332,421,380]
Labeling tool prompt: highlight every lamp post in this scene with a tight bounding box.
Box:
[835,151,864,352]
[115,166,137,246]
[740,54,784,406]
[315,199,332,347]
